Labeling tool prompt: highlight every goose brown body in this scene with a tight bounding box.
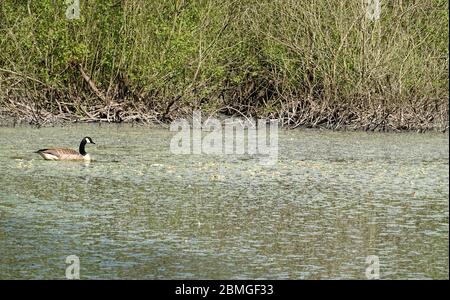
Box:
[36,137,95,161]
[37,148,90,161]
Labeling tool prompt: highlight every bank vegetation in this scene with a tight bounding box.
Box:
[0,0,448,131]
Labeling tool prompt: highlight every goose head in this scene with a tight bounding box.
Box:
[83,137,96,144]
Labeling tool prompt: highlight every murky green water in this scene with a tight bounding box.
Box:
[0,124,448,279]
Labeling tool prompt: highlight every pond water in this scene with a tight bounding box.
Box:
[0,124,448,279]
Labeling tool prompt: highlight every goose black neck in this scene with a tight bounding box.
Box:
[79,140,87,156]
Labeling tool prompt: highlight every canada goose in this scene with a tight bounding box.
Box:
[35,137,95,161]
